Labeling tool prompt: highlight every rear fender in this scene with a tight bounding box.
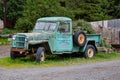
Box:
[87,40,97,52]
[79,40,97,52]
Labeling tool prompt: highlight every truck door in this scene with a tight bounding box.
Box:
[55,22,73,52]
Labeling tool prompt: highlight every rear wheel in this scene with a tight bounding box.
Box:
[84,45,96,58]
[36,47,45,62]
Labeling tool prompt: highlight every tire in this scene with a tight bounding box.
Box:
[36,47,45,62]
[74,30,86,47]
[10,52,16,59]
[84,45,96,58]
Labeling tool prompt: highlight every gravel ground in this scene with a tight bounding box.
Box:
[0,60,120,80]
[0,45,120,80]
[0,45,11,58]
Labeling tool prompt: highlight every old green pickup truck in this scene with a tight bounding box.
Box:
[11,17,101,62]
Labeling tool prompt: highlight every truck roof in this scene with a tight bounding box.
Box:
[37,17,72,22]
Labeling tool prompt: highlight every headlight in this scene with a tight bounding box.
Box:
[12,35,16,40]
[25,36,29,41]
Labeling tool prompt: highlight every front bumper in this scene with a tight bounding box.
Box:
[11,48,28,53]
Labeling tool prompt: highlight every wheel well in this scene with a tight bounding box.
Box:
[29,42,51,54]
[87,41,98,52]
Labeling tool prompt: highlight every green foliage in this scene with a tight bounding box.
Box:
[0,0,2,19]
[1,0,120,28]
[73,20,95,34]
[66,0,111,21]
[113,0,120,18]
[15,0,72,31]
[0,0,25,28]
[15,17,33,32]
[100,39,110,48]
[0,38,8,43]
[2,28,10,34]
[6,0,25,20]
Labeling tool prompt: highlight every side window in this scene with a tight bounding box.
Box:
[58,22,70,33]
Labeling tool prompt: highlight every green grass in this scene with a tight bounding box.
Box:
[0,38,9,43]
[0,52,119,68]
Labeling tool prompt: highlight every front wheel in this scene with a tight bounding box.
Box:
[36,47,45,62]
[84,45,96,58]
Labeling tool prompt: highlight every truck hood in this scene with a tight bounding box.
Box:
[17,32,54,44]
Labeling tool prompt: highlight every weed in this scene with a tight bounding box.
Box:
[0,38,9,43]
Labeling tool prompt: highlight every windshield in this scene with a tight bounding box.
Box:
[34,21,57,31]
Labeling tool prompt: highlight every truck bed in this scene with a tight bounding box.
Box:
[86,34,101,45]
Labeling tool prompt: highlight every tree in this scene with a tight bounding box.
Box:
[111,0,120,18]
[6,0,26,28]
[0,0,3,19]
[6,0,26,20]
[65,0,111,21]
[1,0,120,29]
[114,4,120,18]
[16,0,72,31]
[0,0,26,28]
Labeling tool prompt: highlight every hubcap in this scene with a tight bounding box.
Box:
[78,34,85,44]
[87,48,94,58]
[40,51,45,61]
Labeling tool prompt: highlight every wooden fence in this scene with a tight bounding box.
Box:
[90,19,120,44]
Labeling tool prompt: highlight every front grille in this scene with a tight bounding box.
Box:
[16,36,25,41]
[16,42,25,48]
[15,35,25,48]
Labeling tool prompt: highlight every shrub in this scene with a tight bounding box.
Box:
[73,20,95,34]
[2,28,11,35]
[100,39,110,48]
[15,18,33,32]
